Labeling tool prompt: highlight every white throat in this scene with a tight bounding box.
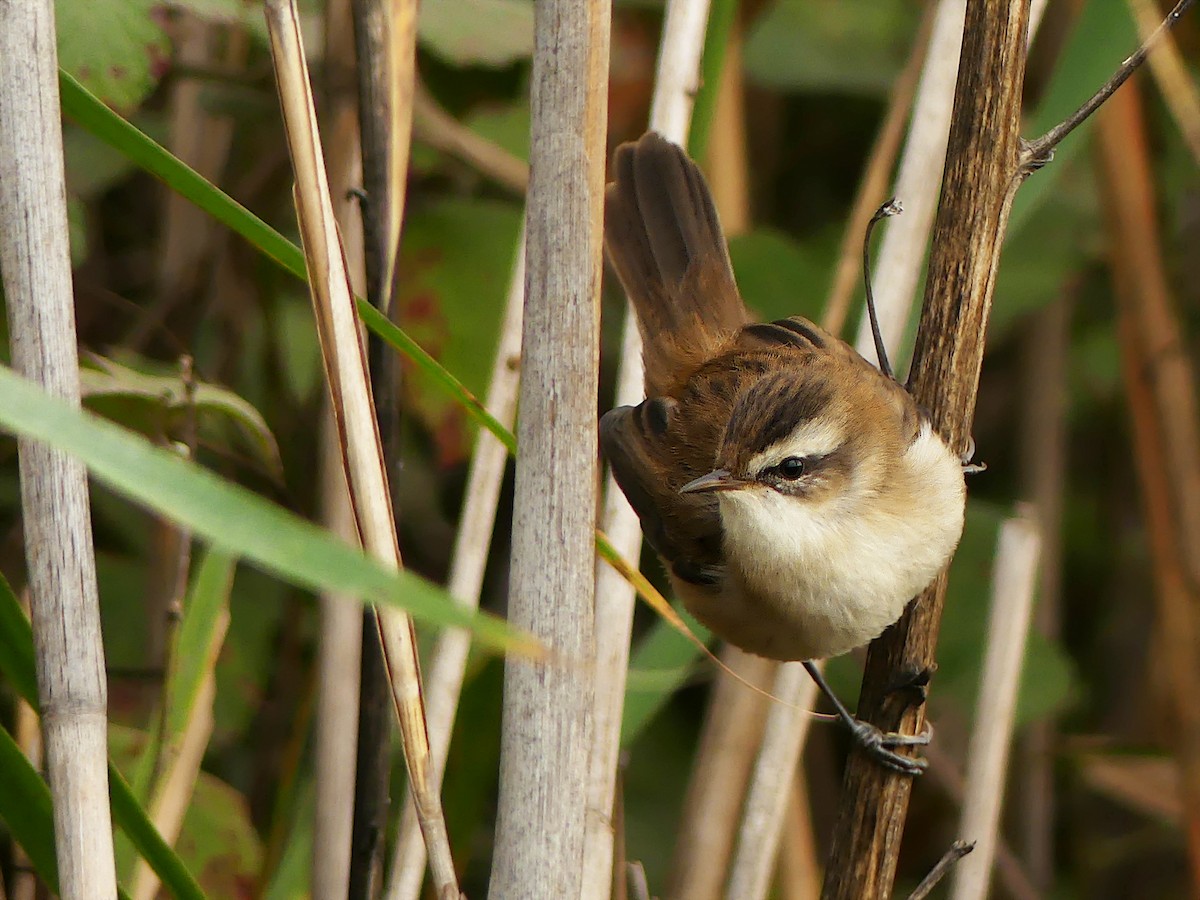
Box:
[714,422,965,660]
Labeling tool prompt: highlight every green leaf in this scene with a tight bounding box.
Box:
[0,727,61,896]
[58,72,308,284]
[622,610,710,747]
[0,573,38,704]
[743,0,919,95]
[0,575,204,900]
[728,228,835,324]
[0,364,531,655]
[55,0,169,110]
[418,0,534,67]
[80,353,284,480]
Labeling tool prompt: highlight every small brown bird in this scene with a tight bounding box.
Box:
[600,132,967,773]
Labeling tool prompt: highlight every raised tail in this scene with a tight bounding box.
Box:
[604,132,748,396]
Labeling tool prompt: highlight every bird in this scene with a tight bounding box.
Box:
[599,132,967,774]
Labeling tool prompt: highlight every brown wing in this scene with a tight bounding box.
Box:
[600,397,726,586]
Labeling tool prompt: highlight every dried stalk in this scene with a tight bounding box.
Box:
[777,773,821,900]
[345,0,406,891]
[487,0,609,894]
[262,3,462,897]
[822,0,1196,893]
[312,2,368,895]
[724,663,820,900]
[850,0,967,362]
[0,1,117,897]
[949,512,1041,900]
[821,1,1033,895]
[822,6,931,335]
[584,2,712,897]
[1097,79,1200,888]
[666,648,775,900]
[386,229,526,900]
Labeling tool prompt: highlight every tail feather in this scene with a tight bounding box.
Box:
[605,132,747,396]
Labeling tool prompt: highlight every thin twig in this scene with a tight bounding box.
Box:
[909,841,974,900]
[1127,0,1200,164]
[385,227,526,900]
[851,0,968,365]
[821,0,1033,895]
[723,663,820,900]
[312,2,367,895]
[1021,0,1197,168]
[413,80,529,193]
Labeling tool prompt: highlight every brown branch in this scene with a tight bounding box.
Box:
[1097,78,1200,892]
[819,1,1033,896]
[1021,0,1196,169]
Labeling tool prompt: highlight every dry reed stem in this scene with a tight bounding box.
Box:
[850,0,966,363]
[777,772,822,900]
[725,663,820,900]
[130,614,226,900]
[705,13,748,235]
[949,511,1041,900]
[821,6,930,336]
[666,648,775,900]
[821,0,1032,894]
[263,3,462,896]
[12,591,42,900]
[584,2,712,897]
[0,1,118,896]
[386,229,526,900]
[1097,80,1200,888]
[312,2,368,894]
[487,0,609,892]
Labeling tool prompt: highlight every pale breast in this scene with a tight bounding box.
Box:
[691,423,965,662]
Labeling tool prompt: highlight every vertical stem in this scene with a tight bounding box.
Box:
[1097,80,1200,888]
[949,513,1041,899]
[821,2,1032,896]
[488,0,609,894]
[0,1,117,898]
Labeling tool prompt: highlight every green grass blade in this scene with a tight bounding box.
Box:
[0,365,535,656]
[0,574,207,899]
[0,726,61,895]
[0,572,38,703]
[622,612,710,747]
[58,72,306,281]
[108,763,207,900]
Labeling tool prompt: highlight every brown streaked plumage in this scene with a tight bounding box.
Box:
[600,132,966,676]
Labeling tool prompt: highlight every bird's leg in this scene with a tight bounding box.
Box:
[802,660,929,777]
[885,662,933,707]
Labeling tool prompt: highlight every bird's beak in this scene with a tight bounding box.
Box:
[679,469,745,494]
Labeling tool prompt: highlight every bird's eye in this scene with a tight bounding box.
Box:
[777,457,805,480]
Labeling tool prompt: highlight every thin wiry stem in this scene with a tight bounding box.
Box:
[1021,0,1197,169]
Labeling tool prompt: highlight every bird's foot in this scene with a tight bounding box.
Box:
[845,718,932,777]
[960,436,987,474]
[886,663,933,706]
